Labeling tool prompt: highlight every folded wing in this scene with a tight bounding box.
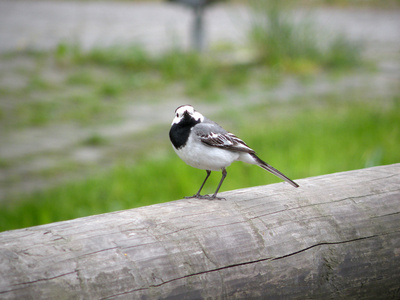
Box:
[193,123,255,154]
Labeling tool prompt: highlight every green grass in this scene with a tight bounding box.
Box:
[1,7,363,130]
[249,0,362,73]
[305,0,400,8]
[3,22,361,128]
[1,96,399,232]
[0,45,255,129]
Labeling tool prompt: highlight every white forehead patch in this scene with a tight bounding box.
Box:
[172,105,204,125]
[175,105,194,116]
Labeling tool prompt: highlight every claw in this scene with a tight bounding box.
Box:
[185,194,225,200]
[184,169,227,201]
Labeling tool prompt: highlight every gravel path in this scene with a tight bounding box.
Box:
[0,1,247,53]
[1,1,399,55]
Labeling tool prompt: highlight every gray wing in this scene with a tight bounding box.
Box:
[193,121,255,154]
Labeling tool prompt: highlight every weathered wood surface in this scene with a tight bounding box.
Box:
[0,164,399,299]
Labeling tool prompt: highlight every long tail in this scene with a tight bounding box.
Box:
[250,153,299,188]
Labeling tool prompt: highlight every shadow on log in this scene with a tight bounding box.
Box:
[0,164,400,299]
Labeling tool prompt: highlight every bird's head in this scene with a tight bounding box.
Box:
[172,105,204,125]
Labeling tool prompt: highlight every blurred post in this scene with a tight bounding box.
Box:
[192,5,205,52]
[167,0,223,52]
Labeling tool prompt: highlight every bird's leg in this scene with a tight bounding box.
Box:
[210,168,227,200]
[185,170,211,199]
[196,170,211,196]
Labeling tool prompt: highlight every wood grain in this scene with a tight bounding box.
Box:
[0,164,399,299]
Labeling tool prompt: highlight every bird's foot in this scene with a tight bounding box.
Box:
[185,194,225,200]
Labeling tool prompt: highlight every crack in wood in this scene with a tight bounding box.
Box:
[370,211,400,219]
[100,233,392,299]
[369,173,399,181]
[0,271,78,295]
[248,189,400,221]
[271,235,380,261]
[75,247,119,259]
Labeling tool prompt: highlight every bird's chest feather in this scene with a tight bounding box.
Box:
[173,133,239,171]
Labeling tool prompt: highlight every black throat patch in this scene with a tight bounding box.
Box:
[169,113,200,149]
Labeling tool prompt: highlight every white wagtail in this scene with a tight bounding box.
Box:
[169,105,299,199]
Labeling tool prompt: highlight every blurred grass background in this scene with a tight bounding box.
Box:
[0,0,399,231]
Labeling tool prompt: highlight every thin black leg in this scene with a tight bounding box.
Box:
[195,170,211,196]
[185,170,211,199]
[211,168,227,199]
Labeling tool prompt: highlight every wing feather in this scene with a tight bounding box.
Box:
[199,131,255,153]
[192,122,254,153]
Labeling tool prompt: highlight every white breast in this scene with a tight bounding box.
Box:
[174,133,240,171]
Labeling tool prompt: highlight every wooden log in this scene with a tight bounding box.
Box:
[0,164,399,299]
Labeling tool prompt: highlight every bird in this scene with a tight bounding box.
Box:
[169,105,299,200]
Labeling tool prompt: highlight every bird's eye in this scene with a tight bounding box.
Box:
[176,113,179,117]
